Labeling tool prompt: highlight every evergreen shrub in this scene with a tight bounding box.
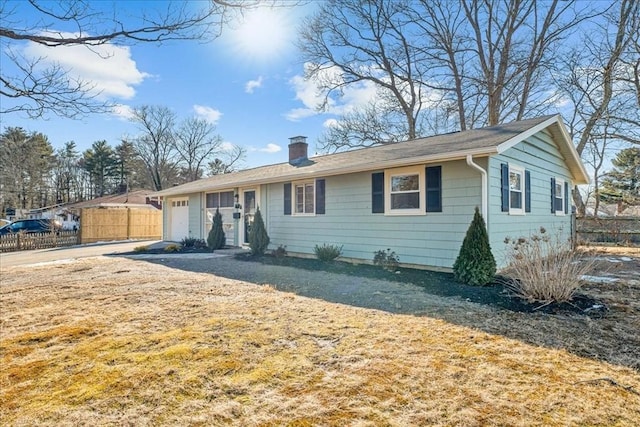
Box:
[207,208,226,251]
[452,207,496,286]
[249,207,270,256]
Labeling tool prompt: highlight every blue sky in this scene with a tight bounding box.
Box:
[1,2,373,169]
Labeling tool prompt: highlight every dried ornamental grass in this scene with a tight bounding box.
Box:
[503,227,598,303]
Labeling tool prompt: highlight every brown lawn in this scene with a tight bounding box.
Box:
[1,256,639,426]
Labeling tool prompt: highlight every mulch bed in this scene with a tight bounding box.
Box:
[129,246,608,317]
[234,253,607,317]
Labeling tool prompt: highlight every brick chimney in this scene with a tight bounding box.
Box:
[288,136,308,166]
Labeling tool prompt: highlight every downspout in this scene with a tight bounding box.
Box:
[466,155,488,230]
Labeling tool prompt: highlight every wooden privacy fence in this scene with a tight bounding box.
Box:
[80,207,162,244]
[576,217,640,246]
[0,231,79,253]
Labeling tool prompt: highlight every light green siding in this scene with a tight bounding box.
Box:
[188,193,203,239]
[488,129,574,267]
[266,159,484,269]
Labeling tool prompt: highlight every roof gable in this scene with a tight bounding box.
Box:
[155,115,588,196]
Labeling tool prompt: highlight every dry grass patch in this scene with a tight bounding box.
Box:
[1,257,639,426]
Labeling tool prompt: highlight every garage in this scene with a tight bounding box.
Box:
[169,198,189,241]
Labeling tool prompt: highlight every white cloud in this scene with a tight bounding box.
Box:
[220,141,235,151]
[111,104,135,120]
[259,143,282,153]
[245,76,264,93]
[23,31,150,100]
[323,118,339,128]
[248,142,283,154]
[286,63,380,121]
[193,105,222,124]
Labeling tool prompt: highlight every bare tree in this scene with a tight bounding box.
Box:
[298,0,432,151]
[128,105,178,191]
[207,146,246,176]
[299,0,597,151]
[0,0,260,119]
[555,0,640,215]
[174,117,224,182]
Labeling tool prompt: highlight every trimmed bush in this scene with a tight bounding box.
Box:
[207,208,226,251]
[249,207,270,256]
[314,243,343,262]
[373,248,400,272]
[453,207,496,286]
[181,237,207,249]
[503,227,596,303]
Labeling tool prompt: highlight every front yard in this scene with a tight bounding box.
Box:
[1,254,639,425]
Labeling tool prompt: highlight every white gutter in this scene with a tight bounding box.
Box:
[466,154,488,228]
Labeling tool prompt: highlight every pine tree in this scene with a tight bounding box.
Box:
[207,208,226,251]
[600,147,640,206]
[453,207,496,286]
[249,206,270,256]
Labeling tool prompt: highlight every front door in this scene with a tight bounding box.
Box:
[243,190,256,245]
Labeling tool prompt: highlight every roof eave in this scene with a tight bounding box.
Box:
[152,147,497,197]
[496,114,589,185]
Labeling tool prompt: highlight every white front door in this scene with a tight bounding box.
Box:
[170,198,189,241]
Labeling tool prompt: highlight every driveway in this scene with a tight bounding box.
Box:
[0,240,167,269]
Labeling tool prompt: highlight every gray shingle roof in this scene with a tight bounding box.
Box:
[154,115,584,197]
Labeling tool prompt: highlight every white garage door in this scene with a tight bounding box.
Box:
[170,199,189,241]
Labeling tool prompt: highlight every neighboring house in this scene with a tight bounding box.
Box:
[64,190,161,215]
[153,115,589,270]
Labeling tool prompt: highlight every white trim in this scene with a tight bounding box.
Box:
[508,164,525,215]
[384,166,425,216]
[240,187,260,246]
[496,114,589,185]
[292,180,316,216]
[496,115,559,154]
[554,178,566,216]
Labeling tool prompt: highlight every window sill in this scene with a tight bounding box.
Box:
[384,209,425,216]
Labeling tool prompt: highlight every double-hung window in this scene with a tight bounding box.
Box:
[391,174,420,209]
[501,163,529,215]
[509,166,524,213]
[551,177,568,215]
[554,179,564,213]
[384,166,425,215]
[294,181,315,215]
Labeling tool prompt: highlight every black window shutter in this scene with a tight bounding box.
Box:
[372,172,384,213]
[284,183,291,215]
[525,170,531,213]
[550,177,556,213]
[501,164,509,212]
[316,179,325,214]
[564,181,569,214]
[426,166,442,212]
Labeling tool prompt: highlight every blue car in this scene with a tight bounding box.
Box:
[0,219,63,235]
